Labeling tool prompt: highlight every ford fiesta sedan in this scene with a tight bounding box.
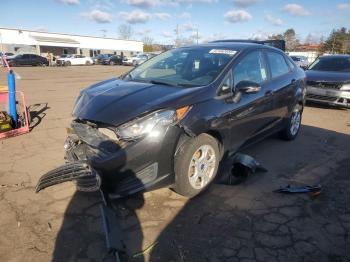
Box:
[36,42,306,198]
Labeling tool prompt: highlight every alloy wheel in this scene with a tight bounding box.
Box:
[290,110,301,136]
[188,145,217,189]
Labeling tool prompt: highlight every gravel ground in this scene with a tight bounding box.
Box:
[0,66,349,262]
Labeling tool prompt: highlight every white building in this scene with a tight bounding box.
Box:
[0,27,143,57]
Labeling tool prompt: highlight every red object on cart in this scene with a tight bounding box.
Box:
[0,90,30,139]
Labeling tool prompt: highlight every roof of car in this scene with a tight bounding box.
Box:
[181,41,281,52]
[319,54,350,59]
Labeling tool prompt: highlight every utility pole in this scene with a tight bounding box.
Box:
[196,28,199,45]
[100,29,107,38]
[174,24,179,47]
[0,32,3,53]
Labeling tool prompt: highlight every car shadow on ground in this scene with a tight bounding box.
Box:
[52,124,350,262]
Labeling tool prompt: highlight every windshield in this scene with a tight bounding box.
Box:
[308,56,350,72]
[126,47,236,87]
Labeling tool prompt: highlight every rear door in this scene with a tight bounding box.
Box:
[21,54,31,65]
[219,50,274,150]
[264,50,295,122]
[30,54,39,65]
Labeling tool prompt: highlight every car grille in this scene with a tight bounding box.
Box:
[306,94,338,102]
[307,81,342,90]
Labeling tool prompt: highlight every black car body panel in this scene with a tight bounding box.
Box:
[102,55,123,65]
[305,55,350,108]
[7,54,48,66]
[37,42,306,197]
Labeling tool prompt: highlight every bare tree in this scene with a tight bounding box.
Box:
[118,24,134,40]
[142,36,154,45]
[283,28,300,51]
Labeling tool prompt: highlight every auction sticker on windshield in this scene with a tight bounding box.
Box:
[209,49,237,56]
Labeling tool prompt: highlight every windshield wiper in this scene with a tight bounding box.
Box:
[148,80,176,86]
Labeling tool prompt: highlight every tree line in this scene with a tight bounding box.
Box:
[268,27,350,54]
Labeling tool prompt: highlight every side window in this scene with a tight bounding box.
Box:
[285,56,296,69]
[266,51,290,78]
[22,54,30,59]
[233,51,268,87]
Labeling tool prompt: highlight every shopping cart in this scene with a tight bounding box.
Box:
[0,89,30,139]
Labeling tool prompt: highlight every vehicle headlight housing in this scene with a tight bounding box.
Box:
[340,84,350,91]
[116,106,190,141]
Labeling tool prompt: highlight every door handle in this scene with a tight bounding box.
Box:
[265,90,273,96]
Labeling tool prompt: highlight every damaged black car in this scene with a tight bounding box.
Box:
[36,42,306,198]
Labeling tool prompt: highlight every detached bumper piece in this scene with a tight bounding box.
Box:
[35,161,101,193]
[216,153,267,185]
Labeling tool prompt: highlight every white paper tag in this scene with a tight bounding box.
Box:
[209,49,237,56]
[194,60,200,69]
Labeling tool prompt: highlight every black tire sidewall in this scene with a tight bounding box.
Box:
[174,134,220,198]
[281,104,303,140]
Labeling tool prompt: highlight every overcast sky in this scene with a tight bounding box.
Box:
[1,0,349,44]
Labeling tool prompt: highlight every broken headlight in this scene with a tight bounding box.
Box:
[116,106,190,141]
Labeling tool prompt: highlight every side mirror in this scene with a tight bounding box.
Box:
[235,80,261,94]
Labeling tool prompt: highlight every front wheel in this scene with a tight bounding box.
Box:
[280,104,303,140]
[174,134,220,198]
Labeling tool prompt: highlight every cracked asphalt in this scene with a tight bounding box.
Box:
[0,66,349,262]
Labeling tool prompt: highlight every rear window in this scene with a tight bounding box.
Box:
[308,57,350,72]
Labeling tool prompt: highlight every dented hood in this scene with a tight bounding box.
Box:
[73,78,207,126]
[306,70,350,83]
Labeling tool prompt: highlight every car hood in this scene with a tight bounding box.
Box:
[72,78,207,126]
[306,70,350,83]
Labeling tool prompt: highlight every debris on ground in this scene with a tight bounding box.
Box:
[274,184,322,195]
[132,241,158,258]
[217,153,267,185]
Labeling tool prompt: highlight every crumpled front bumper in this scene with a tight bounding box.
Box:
[306,86,350,108]
[36,120,183,197]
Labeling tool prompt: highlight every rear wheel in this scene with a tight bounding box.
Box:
[85,60,91,65]
[174,134,220,198]
[65,61,71,66]
[280,104,303,140]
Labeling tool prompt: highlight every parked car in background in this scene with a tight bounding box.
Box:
[7,54,48,66]
[101,55,124,65]
[290,55,309,69]
[305,55,350,108]
[123,53,155,66]
[92,54,114,64]
[36,42,306,198]
[56,54,93,66]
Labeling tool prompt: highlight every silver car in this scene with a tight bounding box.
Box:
[305,55,350,108]
[290,55,309,69]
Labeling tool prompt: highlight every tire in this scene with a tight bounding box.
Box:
[132,60,137,66]
[280,103,303,140]
[174,134,220,198]
[65,61,71,66]
[85,60,91,65]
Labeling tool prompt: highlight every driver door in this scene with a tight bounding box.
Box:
[220,50,274,151]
